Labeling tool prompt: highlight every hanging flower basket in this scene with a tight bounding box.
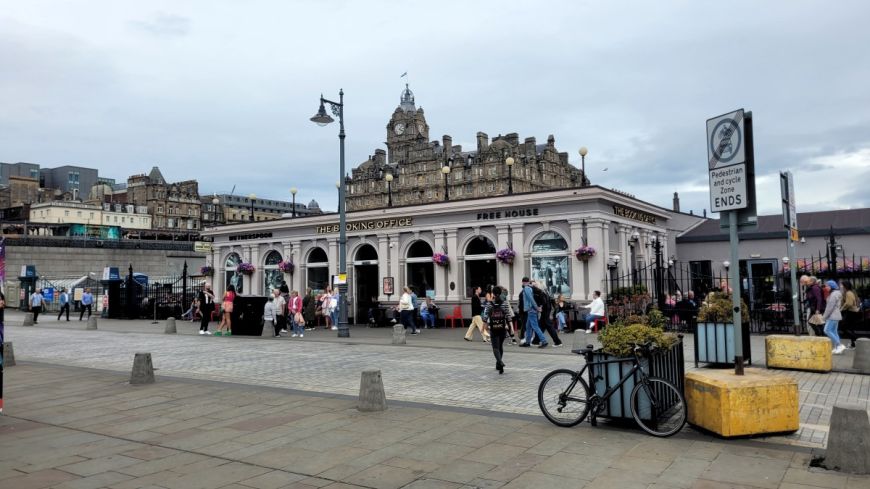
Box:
[496,248,516,265]
[574,245,596,261]
[432,252,450,267]
[278,260,295,274]
[237,262,256,275]
[199,265,214,276]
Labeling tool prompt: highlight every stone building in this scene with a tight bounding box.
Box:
[207,193,323,226]
[126,167,201,233]
[346,85,586,211]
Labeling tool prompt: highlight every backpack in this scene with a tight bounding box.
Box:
[489,303,507,330]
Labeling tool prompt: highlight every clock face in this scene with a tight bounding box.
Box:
[394,123,405,135]
[417,123,425,134]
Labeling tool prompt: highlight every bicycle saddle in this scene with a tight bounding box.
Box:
[571,345,595,355]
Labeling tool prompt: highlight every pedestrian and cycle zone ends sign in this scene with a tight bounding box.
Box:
[707,109,749,212]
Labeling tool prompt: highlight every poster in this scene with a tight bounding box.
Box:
[383,277,394,295]
[531,256,571,297]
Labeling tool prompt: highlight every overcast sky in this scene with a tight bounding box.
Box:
[2,1,869,218]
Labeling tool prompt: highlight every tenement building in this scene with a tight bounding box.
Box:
[127,167,201,233]
[346,85,587,210]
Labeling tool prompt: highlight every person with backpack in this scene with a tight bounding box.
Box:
[519,277,548,348]
[533,281,562,348]
[483,285,514,374]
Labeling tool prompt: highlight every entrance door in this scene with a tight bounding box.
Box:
[354,264,378,325]
[746,260,777,310]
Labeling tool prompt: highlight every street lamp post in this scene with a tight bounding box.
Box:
[505,156,515,195]
[290,187,297,218]
[248,193,256,221]
[212,195,220,226]
[385,173,393,207]
[578,147,588,186]
[441,164,451,201]
[311,89,350,338]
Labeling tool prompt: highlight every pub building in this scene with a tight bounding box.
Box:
[203,186,702,324]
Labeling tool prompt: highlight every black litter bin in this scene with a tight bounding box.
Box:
[231,296,269,336]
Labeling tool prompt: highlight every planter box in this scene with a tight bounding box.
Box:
[694,322,751,367]
[590,339,685,420]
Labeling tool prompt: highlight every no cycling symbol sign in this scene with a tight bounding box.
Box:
[707,109,749,212]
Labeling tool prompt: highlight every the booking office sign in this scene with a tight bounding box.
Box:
[707,109,749,212]
[315,218,413,234]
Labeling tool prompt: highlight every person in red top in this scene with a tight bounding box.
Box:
[289,290,304,338]
[217,284,236,336]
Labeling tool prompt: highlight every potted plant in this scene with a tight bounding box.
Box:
[199,265,214,276]
[278,260,295,274]
[695,292,751,367]
[237,262,256,275]
[574,245,596,261]
[432,252,450,267]
[591,320,683,420]
[496,248,516,265]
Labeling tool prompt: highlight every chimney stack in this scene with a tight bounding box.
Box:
[442,135,452,157]
[673,192,680,213]
[476,132,489,153]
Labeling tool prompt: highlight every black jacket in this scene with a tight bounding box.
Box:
[471,294,482,317]
[198,290,215,311]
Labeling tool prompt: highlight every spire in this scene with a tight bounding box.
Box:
[399,83,416,112]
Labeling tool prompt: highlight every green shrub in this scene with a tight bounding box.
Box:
[598,323,678,357]
[610,284,648,299]
[697,292,749,323]
[645,308,666,329]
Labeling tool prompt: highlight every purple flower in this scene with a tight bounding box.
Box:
[496,248,516,264]
[432,252,450,266]
[278,260,295,273]
[574,245,596,260]
[237,262,256,274]
[199,265,214,276]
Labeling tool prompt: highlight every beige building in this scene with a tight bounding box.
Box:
[346,85,586,211]
[127,167,201,233]
[28,201,151,230]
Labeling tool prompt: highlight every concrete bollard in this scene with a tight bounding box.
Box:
[3,342,15,367]
[358,369,387,412]
[22,313,34,326]
[130,353,155,385]
[822,403,870,474]
[853,338,870,373]
[86,316,98,330]
[391,324,406,345]
[164,317,177,334]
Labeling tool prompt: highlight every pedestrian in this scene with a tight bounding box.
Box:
[553,294,568,332]
[0,291,5,344]
[398,286,418,335]
[321,288,333,329]
[519,277,548,348]
[289,290,304,338]
[182,298,199,321]
[420,296,438,329]
[584,290,605,333]
[822,280,845,354]
[533,282,562,348]
[79,288,94,321]
[502,287,518,345]
[483,285,513,374]
[839,280,860,349]
[409,287,419,334]
[464,286,490,342]
[273,289,287,336]
[57,288,70,321]
[29,288,44,324]
[263,296,278,337]
[217,284,235,336]
[805,277,826,336]
[303,288,315,330]
[198,283,215,335]
[329,288,340,331]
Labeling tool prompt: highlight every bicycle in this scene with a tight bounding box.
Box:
[538,342,687,437]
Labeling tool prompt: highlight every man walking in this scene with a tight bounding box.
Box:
[533,281,562,347]
[79,288,94,321]
[57,288,70,321]
[520,277,548,348]
[483,285,513,374]
[29,288,45,324]
[198,283,215,335]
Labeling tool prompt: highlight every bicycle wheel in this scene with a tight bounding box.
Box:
[538,369,591,427]
[630,377,687,437]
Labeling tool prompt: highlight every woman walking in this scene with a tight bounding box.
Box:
[303,288,315,330]
[321,288,333,329]
[398,286,418,335]
[217,284,236,336]
[465,286,490,342]
[822,280,845,354]
[483,286,513,374]
[263,296,278,337]
[840,280,860,349]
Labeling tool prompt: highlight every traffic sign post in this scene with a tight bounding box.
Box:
[780,171,801,335]
[707,109,756,375]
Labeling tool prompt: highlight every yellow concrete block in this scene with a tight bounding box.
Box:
[685,368,799,437]
[765,335,833,372]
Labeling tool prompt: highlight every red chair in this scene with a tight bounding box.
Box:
[592,316,608,333]
[444,306,463,329]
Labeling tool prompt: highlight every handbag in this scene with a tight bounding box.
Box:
[808,313,825,326]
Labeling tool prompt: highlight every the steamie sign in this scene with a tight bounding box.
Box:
[316,218,413,234]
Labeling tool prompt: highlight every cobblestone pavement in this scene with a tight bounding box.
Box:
[3,314,869,450]
[3,363,868,489]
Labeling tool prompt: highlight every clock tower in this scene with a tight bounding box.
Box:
[386,84,429,164]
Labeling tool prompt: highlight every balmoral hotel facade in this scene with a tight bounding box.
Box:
[203,86,703,322]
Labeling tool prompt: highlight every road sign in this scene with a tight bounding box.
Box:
[707,109,746,170]
[709,164,748,212]
[780,171,797,235]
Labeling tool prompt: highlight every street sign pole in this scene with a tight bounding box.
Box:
[780,170,801,335]
[728,212,744,375]
[788,236,800,335]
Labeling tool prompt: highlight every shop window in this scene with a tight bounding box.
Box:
[264,250,283,293]
[530,231,570,297]
[406,240,434,298]
[307,247,329,292]
[225,252,243,294]
[464,236,497,297]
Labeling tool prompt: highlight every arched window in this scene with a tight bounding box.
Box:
[465,236,496,298]
[406,240,434,298]
[225,252,243,294]
[307,248,329,292]
[530,231,571,297]
[355,244,378,261]
[263,250,283,294]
